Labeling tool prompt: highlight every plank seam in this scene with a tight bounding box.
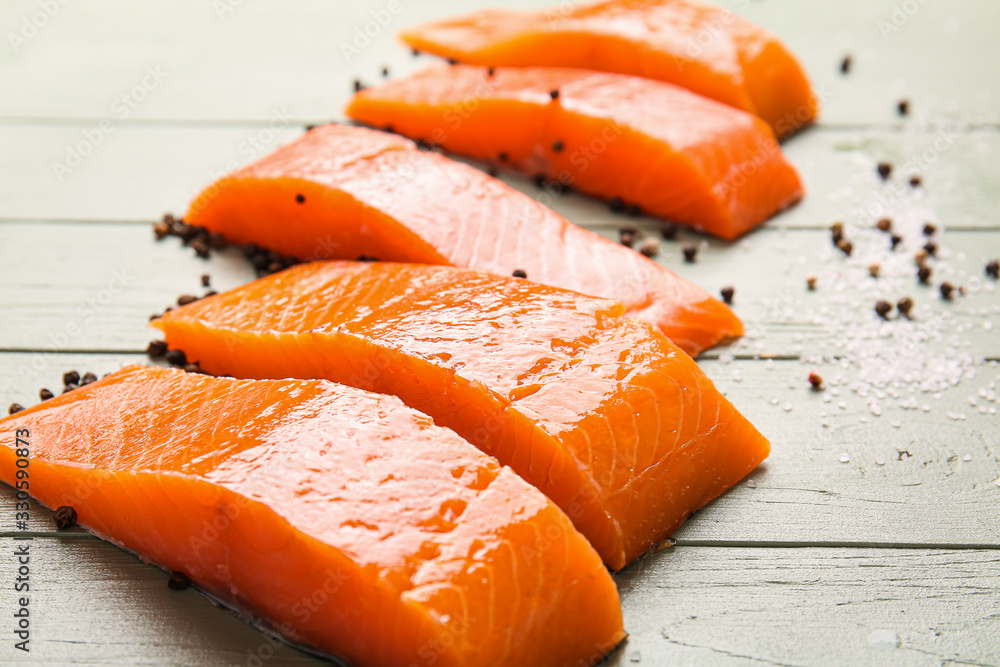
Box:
[5,532,999,551]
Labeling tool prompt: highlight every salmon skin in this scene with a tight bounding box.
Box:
[399,0,819,138]
[346,65,804,240]
[185,123,741,355]
[153,262,771,570]
[0,365,624,667]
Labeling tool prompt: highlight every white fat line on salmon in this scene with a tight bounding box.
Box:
[494,118,633,285]
[407,612,471,667]
[672,6,741,68]
[505,119,626,229]
[441,72,506,132]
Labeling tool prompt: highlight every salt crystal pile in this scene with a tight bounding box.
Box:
[706,140,998,471]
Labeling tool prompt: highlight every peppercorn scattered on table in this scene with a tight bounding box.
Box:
[1,0,999,665]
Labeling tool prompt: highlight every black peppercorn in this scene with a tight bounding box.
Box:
[54,506,77,530]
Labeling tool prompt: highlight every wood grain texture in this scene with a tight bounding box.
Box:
[0,123,304,222]
[2,353,997,547]
[0,536,326,665]
[1,0,997,126]
[1,0,998,664]
[611,546,1000,667]
[1,222,996,360]
[0,533,997,665]
[1,123,998,231]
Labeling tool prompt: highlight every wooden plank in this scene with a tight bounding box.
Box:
[0,353,148,412]
[0,224,256,354]
[1,0,997,126]
[740,0,1000,129]
[610,546,1000,666]
[2,353,998,547]
[1,222,996,360]
[0,123,303,222]
[0,535,325,665]
[0,0,995,664]
[0,533,996,665]
[1,122,997,230]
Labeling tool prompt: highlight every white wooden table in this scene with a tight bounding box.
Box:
[1,1,998,664]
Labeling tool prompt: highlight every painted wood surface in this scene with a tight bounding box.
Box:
[1,0,997,126]
[0,0,998,664]
[1,125,998,228]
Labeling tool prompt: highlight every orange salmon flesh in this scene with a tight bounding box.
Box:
[185,123,743,355]
[0,366,625,666]
[399,0,819,138]
[154,261,771,570]
[347,65,804,239]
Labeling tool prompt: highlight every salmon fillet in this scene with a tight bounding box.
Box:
[346,65,804,239]
[0,366,625,666]
[399,0,819,138]
[153,262,771,570]
[185,123,741,356]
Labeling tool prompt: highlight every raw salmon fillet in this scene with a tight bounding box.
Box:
[153,262,771,570]
[399,0,819,138]
[185,123,740,356]
[346,65,804,239]
[0,366,624,666]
